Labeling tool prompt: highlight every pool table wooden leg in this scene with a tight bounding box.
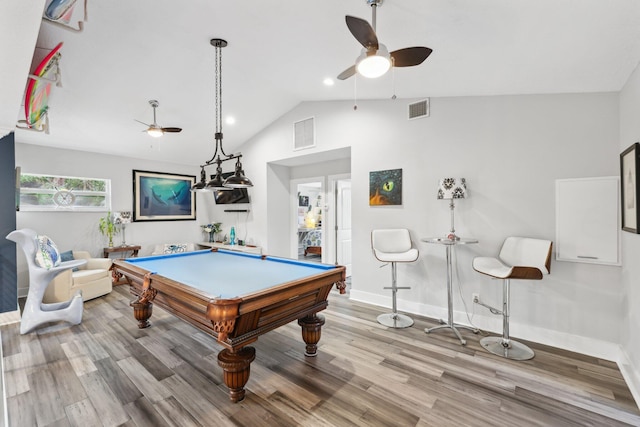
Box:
[298,313,326,356]
[130,300,153,329]
[217,346,256,402]
[130,273,158,328]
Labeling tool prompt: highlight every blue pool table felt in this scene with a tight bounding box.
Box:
[123,250,336,298]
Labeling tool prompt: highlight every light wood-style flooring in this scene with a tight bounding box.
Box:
[2,285,639,426]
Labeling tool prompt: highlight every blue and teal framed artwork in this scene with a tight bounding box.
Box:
[133,169,196,221]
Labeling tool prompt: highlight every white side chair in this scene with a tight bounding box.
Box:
[7,229,87,334]
[472,236,552,360]
[371,229,419,328]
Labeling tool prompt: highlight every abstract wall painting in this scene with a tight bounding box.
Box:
[369,169,402,206]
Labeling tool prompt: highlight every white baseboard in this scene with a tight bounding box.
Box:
[349,289,639,409]
[0,310,20,327]
[618,349,640,410]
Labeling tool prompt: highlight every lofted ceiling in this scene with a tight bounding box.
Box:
[6,0,640,166]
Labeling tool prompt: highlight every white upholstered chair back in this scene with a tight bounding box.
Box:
[371,229,418,263]
[499,237,552,275]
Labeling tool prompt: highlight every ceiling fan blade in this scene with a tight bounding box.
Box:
[345,15,378,50]
[390,47,433,67]
[162,127,182,133]
[134,119,151,127]
[337,65,357,80]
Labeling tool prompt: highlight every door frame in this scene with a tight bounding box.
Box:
[327,173,351,267]
[290,176,325,260]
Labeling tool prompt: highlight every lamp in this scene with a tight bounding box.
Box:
[205,157,230,191]
[191,38,254,193]
[356,44,391,78]
[437,177,467,241]
[113,211,132,246]
[146,126,164,138]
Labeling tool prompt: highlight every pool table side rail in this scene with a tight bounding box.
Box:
[113,259,346,351]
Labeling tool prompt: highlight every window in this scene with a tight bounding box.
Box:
[19,173,111,212]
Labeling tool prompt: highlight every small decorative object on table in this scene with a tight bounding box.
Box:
[113,211,132,246]
[437,177,467,241]
[201,222,222,242]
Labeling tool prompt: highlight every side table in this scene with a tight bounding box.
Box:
[103,245,141,285]
[421,237,478,345]
[103,245,141,259]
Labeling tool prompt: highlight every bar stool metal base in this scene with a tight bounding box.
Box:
[426,321,477,346]
[377,313,414,328]
[480,336,534,361]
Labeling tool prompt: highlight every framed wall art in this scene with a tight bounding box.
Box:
[133,170,196,221]
[620,142,640,233]
[369,168,402,206]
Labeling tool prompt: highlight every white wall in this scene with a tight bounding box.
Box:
[618,62,640,403]
[14,143,215,296]
[236,94,625,362]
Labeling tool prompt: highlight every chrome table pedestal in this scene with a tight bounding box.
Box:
[421,237,478,345]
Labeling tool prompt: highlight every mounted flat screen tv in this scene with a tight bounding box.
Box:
[212,172,250,204]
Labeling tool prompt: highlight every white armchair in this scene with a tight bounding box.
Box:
[45,251,113,303]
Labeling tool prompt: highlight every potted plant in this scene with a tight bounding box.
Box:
[99,211,119,247]
[201,222,222,242]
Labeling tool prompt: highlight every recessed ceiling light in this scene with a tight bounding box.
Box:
[323,78,334,86]
[225,116,236,125]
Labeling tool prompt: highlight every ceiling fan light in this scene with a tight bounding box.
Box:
[147,127,164,138]
[356,44,391,78]
[357,54,391,78]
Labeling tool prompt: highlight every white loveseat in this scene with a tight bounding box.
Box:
[44,251,113,303]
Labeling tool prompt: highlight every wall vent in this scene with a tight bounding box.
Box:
[293,117,315,151]
[408,99,430,120]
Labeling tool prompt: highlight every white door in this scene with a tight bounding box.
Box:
[336,179,352,276]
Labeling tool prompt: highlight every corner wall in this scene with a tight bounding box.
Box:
[618,61,640,405]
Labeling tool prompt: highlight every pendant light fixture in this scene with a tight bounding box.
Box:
[191,38,253,193]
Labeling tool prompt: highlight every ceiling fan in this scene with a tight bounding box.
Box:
[135,100,182,137]
[337,0,433,80]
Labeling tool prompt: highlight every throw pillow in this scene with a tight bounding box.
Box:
[60,250,74,262]
[164,243,187,254]
[59,250,79,272]
[34,235,61,269]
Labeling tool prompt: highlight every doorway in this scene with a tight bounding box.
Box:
[291,178,324,263]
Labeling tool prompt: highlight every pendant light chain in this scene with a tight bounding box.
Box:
[215,43,222,140]
[191,38,253,192]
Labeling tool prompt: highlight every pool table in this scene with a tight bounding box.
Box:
[113,249,346,402]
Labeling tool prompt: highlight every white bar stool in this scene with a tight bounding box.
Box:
[472,236,552,360]
[371,229,419,328]
[7,229,86,334]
